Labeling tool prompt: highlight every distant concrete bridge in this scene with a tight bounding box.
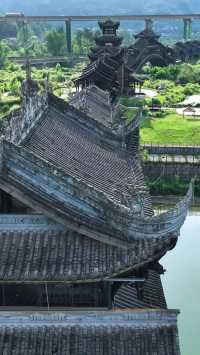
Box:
[1,13,199,53]
[1,14,200,21]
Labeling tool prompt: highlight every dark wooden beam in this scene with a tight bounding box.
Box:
[105,278,145,282]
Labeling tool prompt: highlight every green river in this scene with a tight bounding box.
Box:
[161,210,200,355]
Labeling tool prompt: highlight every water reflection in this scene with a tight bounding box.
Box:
[161,212,200,355]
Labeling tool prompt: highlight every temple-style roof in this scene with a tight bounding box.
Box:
[22,107,139,204]
[75,18,130,93]
[0,310,180,354]
[75,50,124,91]
[0,137,192,248]
[98,19,120,33]
[0,81,191,283]
[0,30,190,354]
[114,270,167,309]
[95,36,122,47]
[0,214,173,282]
[95,19,122,48]
[134,28,161,41]
[172,40,200,62]
[88,19,122,63]
[88,44,121,62]
[69,85,112,127]
[127,26,175,71]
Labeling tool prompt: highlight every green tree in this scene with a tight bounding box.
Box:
[72,28,96,55]
[0,41,8,68]
[17,22,34,57]
[45,28,66,56]
[177,63,196,84]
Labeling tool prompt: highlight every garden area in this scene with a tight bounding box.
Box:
[2,38,200,147]
[0,61,86,127]
[119,63,200,145]
[140,112,200,145]
[142,62,200,107]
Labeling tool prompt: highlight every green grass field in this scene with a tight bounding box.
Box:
[140,113,200,145]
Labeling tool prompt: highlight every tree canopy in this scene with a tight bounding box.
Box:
[45,28,66,56]
[0,41,8,68]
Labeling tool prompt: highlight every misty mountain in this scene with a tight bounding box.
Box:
[1,0,200,16]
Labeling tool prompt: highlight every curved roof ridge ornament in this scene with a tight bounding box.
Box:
[135,180,194,233]
[152,180,193,222]
[0,140,192,244]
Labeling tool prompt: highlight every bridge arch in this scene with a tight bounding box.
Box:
[135,53,170,72]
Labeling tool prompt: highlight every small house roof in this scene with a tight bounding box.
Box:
[183,106,196,112]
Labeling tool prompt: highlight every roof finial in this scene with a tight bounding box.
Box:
[45,71,52,93]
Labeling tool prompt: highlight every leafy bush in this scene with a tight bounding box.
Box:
[144,63,200,85]
[183,83,200,95]
[143,65,180,81]
[0,41,9,69]
[147,177,200,197]
[120,96,145,107]
[56,73,66,82]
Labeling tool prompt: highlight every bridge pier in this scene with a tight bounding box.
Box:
[145,18,153,31]
[183,18,192,41]
[65,19,72,55]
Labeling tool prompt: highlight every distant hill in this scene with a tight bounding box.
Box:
[1,0,200,16]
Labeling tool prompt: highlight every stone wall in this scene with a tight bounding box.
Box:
[142,144,200,156]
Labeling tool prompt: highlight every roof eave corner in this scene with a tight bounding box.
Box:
[4,84,48,146]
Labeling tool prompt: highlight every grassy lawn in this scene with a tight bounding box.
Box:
[140,113,200,145]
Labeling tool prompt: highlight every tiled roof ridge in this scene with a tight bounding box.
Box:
[47,93,123,149]
[4,89,48,145]
[0,218,175,281]
[1,140,192,245]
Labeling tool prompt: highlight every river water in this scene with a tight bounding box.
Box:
[160,209,200,355]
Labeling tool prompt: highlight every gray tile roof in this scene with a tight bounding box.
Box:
[0,310,180,355]
[23,104,148,209]
[114,270,167,309]
[0,224,170,281]
[69,85,112,127]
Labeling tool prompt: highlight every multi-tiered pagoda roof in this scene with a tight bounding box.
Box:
[0,64,191,353]
[75,19,128,93]
[88,19,123,62]
[127,26,175,71]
